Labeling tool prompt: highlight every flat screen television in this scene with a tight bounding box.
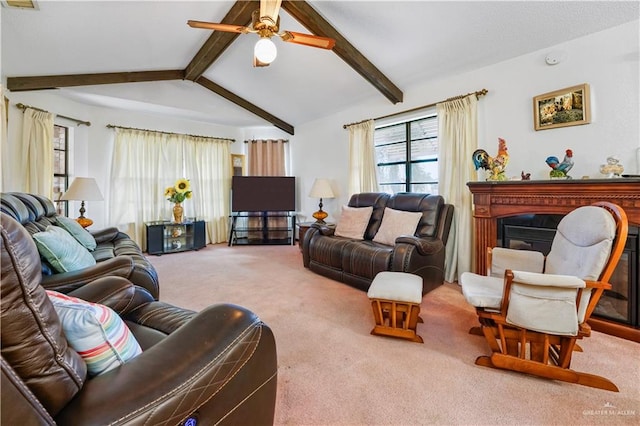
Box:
[232,176,296,212]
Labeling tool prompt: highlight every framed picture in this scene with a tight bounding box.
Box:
[231,154,245,176]
[533,83,590,131]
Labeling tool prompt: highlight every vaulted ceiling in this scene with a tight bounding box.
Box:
[3,1,638,135]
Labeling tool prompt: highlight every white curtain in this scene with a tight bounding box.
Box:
[110,128,233,248]
[437,95,478,283]
[183,136,232,243]
[21,107,54,198]
[346,119,378,195]
[109,128,182,249]
[0,87,6,191]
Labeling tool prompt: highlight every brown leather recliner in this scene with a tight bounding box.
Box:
[1,192,160,299]
[1,212,278,425]
[303,192,454,295]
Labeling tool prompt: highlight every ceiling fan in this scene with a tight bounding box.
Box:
[188,0,336,67]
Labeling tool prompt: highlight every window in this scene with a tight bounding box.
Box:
[53,125,69,215]
[374,112,438,194]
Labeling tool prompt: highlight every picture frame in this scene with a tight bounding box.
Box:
[533,83,590,131]
[231,154,246,176]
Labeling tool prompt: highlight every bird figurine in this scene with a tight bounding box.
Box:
[545,149,574,179]
[472,138,509,181]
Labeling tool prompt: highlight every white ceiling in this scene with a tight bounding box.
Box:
[2,1,639,132]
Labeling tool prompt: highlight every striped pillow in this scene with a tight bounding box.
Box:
[46,290,142,376]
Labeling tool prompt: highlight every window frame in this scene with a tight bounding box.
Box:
[53,124,69,215]
[374,112,439,194]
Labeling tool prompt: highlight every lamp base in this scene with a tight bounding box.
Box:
[312,209,328,224]
[76,217,93,228]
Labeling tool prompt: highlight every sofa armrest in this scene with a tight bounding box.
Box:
[89,227,120,244]
[55,304,278,426]
[395,235,444,255]
[312,223,336,236]
[40,256,136,294]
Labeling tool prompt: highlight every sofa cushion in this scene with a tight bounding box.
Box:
[33,225,97,273]
[347,193,390,240]
[46,290,143,376]
[57,215,98,251]
[373,207,422,246]
[334,205,373,240]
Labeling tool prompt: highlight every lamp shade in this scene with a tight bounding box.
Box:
[309,179,334,199]
[60,177,104,201]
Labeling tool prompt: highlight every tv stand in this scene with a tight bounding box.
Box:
[229,211,296,246]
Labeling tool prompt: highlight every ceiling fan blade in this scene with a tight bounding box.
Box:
[187,20,250,34]
[280,31,336,50]
[259,0,282,27]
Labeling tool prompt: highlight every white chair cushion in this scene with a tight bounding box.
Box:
[506,281,580,336]
[490,247,544,278]
[367,272,422,304]
[459,272,504,309]
[546,205,616,280]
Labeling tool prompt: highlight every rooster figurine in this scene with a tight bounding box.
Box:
[546,149,574,179]
[472,138,509,181]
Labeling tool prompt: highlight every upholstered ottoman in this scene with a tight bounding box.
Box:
[367,271,423,343]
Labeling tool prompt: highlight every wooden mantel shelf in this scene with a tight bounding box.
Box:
[467,178,640,341]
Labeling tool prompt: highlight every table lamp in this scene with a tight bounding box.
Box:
[309,178,334,224]
[60,177,104,228]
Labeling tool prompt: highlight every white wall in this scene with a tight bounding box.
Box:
[293,20,640,223]
[3,20,638,230]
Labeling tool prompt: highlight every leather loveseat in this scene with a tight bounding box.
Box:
[1,212,278,425]
[302,192,454,295]
[0,192,160,299]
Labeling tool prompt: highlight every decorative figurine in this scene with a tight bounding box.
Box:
[472,138,510,181]
[545,149,574,179]
[599,156,624,178]
[521,171,531,180]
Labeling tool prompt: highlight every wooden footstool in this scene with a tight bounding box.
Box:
[367,272,423,343]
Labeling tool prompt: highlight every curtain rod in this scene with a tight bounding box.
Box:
[244,139,289,143]
[343,88,488,129]
[106,124,235,142]
[15,102,91,127]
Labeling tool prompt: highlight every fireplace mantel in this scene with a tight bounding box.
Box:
[467,178,640,341]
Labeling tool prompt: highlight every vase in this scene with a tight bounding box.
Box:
[173,203,184,223]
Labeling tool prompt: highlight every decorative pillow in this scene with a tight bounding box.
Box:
[46,290,142,376]
[33,225,96,273]
[334,205,374,240]
[56,216,97,251]
[372,207,423,246]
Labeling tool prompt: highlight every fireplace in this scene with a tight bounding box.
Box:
[498,215,639,327]
[467,178,640,341]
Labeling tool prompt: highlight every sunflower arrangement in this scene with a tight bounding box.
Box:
[164,178,192,203]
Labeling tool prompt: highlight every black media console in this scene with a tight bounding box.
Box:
[228,211,295,246]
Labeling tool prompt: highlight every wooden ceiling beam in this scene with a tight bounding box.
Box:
[6,70,185,92]
[197,77,294,135]
[183,0,258,81]
[281,0,403,104]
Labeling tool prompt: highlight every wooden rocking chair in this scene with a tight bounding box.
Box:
[460,202,628,392]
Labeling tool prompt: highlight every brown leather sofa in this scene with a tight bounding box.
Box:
[1,192,160,299]
[1,212,278,425]
[303,192,454,295]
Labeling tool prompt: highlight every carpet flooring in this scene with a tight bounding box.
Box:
[149,243,640,425]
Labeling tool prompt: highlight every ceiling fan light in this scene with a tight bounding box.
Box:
[254,38,277,64]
